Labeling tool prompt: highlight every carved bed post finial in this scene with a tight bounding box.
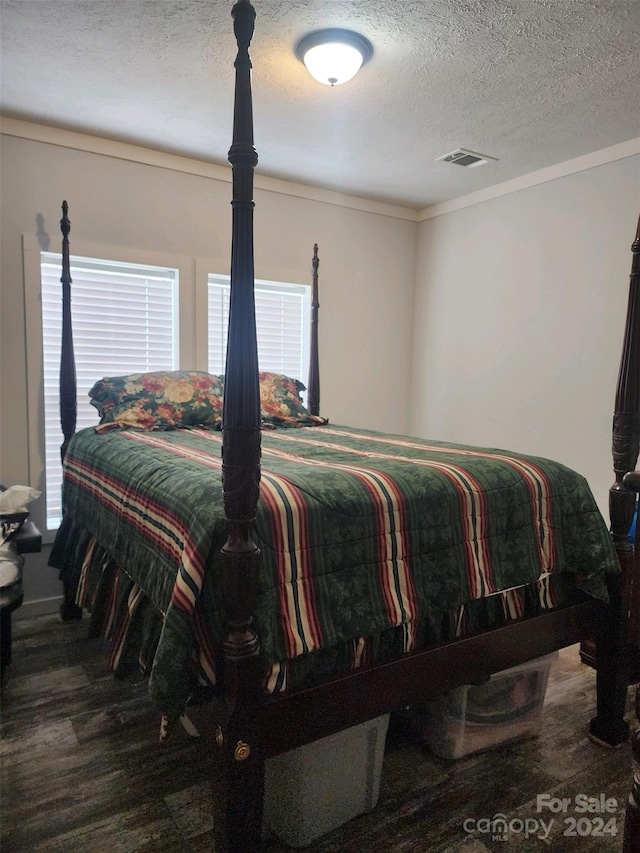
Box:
[308,244,320,416]
[59,200,77,462]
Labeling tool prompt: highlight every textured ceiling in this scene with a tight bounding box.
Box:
[1,0,639,208]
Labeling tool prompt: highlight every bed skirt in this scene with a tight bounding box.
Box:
[50,515,582,716]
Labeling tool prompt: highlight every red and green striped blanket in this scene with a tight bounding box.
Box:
[54,424,618,714]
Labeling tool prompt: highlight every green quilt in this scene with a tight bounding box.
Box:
[55,424,618,713]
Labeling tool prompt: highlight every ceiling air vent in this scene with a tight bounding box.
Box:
[436,148,497,168]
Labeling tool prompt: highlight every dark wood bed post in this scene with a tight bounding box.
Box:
[215,2,264,850]
[623,469,640,853]
[589,215,640,749]
[619,218,640,853]
[308,243,320,416]
[618,217,640,648]
[58,201,83,623]
[59,201,76,462]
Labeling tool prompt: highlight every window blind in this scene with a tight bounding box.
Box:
[41,253,178,529]
[208,274,310,385]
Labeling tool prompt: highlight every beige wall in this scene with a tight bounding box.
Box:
[0,132,417,496]
[410,154,640,517]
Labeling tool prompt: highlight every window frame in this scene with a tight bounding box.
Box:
[23,235,192,541]
[207,273,311,388]
[195,256,313,381]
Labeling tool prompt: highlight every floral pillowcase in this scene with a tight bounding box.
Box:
[89,370,224,432]
[259,371,328,428]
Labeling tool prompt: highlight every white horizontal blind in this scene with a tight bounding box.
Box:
[41,252,178,529]
[208,276,231,377]
[208,274,310,385]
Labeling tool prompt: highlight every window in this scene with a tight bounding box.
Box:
[40,253,178,529]
[208,274,310,387]
[33,255,306,534]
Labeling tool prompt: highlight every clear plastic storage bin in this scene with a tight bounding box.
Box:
[403,653,557,760]
[264,714,390,848]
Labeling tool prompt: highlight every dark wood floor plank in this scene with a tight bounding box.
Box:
[4,664,90,701]
[1,615,636,852]
[1,717,79,766]
[164,782,215,840]
[24,801,186,853]
[441,841,492,853]
[480,754,631,852]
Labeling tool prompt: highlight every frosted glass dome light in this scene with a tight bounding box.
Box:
[303,43,363,87]
[295,29,373,87]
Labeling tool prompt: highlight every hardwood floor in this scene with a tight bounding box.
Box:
[1,613,635,852]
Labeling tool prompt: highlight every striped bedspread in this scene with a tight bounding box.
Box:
[57,424,618,713]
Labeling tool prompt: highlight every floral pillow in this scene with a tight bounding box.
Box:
[259,372,328,428]
[89,370,224,432]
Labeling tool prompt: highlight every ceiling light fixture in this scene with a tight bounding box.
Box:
[295,29,373,87]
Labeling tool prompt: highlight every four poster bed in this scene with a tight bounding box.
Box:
[48,3,640,851]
